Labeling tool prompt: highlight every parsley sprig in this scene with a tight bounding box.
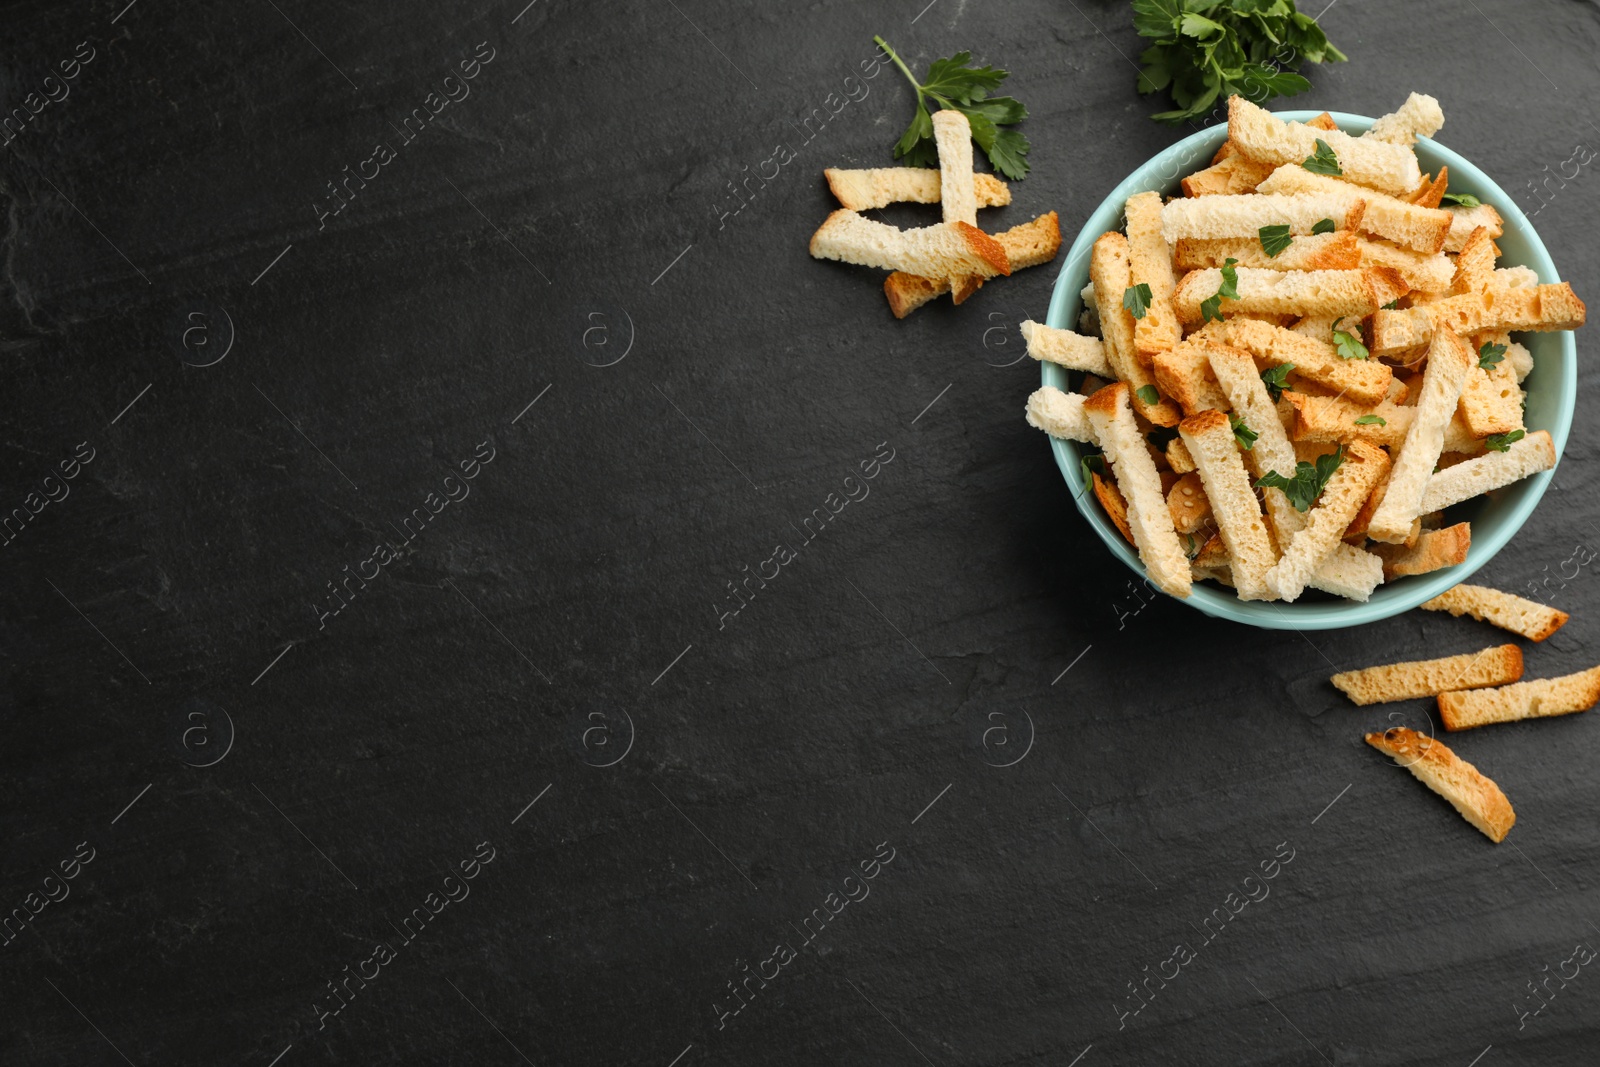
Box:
[1485,430,1525,452]
[1255,448,1345,512]
[1331,317,1368,360]
[1260,362,1294,402]
[1131,0,1346,126]
[1311,218,1336,235]
[875,37,1031,180]
[1440,191,1481,208]
[1230,414,1258,450]
[1303,138,1342,175]
[1201,257,1240,323]
[1478,342,1508,370]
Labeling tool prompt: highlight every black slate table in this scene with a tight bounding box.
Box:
[4,1,1599,1064]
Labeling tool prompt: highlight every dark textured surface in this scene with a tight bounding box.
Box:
[3,1,1599,1064]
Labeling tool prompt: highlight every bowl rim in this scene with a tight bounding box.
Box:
[1041,108,1577,630]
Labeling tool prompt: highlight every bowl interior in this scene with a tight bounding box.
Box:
[1042,110,1577,630]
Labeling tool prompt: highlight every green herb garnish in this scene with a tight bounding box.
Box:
[1080,451,1106,487]
[1255,448,1345,513]
[1124,283,1153,320]
[1381,299,1401,310]
[1478,342,1508,371]
[1311,218,1337,235]
[1440,191,1481,208]
[1135,384,1161,406]
[1201,257,1240,323]
[1354,414,1386,426]
[876,37,1031,180]
[1485,430,1525,452]
[1230,414,1258,451]
[1260,362,1295,402]
[1303,138,1342,176]
[1130,0,1345,126]
[1331,316,1369,360]
[1259,224,1293,258]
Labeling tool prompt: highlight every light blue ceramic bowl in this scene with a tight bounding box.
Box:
[1043,110,1577,630]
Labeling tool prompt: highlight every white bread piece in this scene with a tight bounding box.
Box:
[1370,521,1472,579]
[1084,382,1191,598]
[1172,267,1378,328]
[1364,92,1445,146]
[1506,341,1533,383]
[1443,204,1504,253]
[1449,225,1497,295]
[1025,386,1095,443]
[1205,342,1383,600]
[932,110,982,303]
[1178,409,1278,601]
[1367,326,1474,543]
[1152,337,1230,415]
[1420,583,1569,642]
[1199,317,1392,405]
[1263,440,1390,602]
[1180,153,1276,197]
[1173,231,1361,273]
[1228,96,1423,197]
[1335,644,1524,705]
[1495,266,1540,289]
[1256,165,1451,253]
[1167,436,1197,474]
[824,167,1011,211]
[1286,391,1413,448]
[1126,192,1182,360]
[810,210,1010,278]
[1364,726,1515,843]
[1457,356,1524,438]
[1310,543,1387,601]
[1367,283,1587,357]
[1356,238,1455,293]
[885,212,1061,318]
[1160,192,1365,245]
[1290,313,1340,339]
[1439,665,1600,731]
[1021,321,1113,377]
[1091,232,1181,427]
[1418,430,1557,513]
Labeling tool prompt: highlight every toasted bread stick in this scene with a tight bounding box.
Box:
[1333,644,1523,705]
[1420,584,1569,642]
[1439,665,1600,731]
[1365,727,1515,843]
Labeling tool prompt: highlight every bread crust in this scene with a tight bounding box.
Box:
[1090,233,1181,427]
[885,212,1060,317]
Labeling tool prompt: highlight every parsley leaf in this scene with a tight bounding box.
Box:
[1354,414,1386,426]
[1202,258,1239,322]
[1218,257,1240,300]
[1381,299,1401,310]
[1131,0,1344,125]
[875,37,1032,180]
[1231,414,1258,451]
[1331,316,1369,360]
[1079,452,1106,488]
[1259,224,1293,258]
[1440,191,1481,208]
[1303,138,1342,176]
[1124,283,1153,320]
[1260,361,1295,402]
[1478,341,1508,370]
[1255,447,1346,512]
[1485,429,1525,452]
[1311,218,1337,235]
[1135,384,1161,406]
